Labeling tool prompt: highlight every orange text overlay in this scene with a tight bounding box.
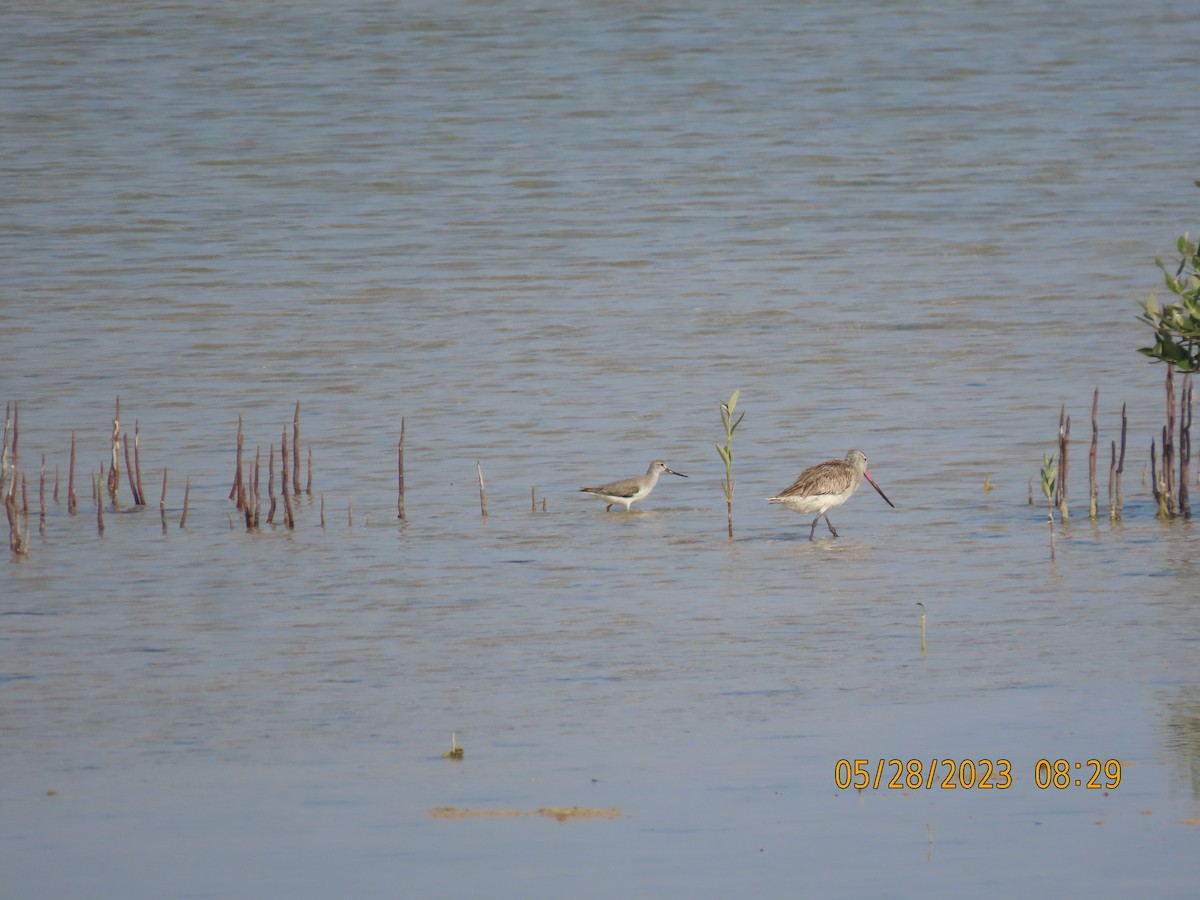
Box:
[835,758,1123,790]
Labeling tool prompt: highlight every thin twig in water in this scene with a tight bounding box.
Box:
[1165,367,1177,516]
[108,397,120,505]
[95,472,104,535]
[477,461,488,518]
[281,426,294,529]
[1153,436,1168,519]
[1116,403,1126,517]
[1180,373,1192,519]
[122,434,140,506]
[179,477,190,529]
[5,482,24,557]
[292,401,302,497]
[134,420,146,508]
[68,431,77,515]
[230,416,243,504]
[1057,406,1069,521]
[397,417,406,522]
[243,466,254,531]
[7,402,17,503]
[1089,388,1098,520]
[0,402,10,502]
[267,443,277,524]
[253,446,261,528]
[1108,441,1117,520]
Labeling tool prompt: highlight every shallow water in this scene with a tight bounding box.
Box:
[3,1,1200,897]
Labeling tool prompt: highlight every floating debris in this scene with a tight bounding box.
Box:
[428,807,621,821]
[442,732,464,760]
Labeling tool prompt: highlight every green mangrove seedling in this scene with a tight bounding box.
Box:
[715,390,745,537]
[1041,453,1057,561]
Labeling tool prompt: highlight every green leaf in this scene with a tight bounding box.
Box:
[1160,337,1187,362]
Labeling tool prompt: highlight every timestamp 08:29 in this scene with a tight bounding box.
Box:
[834,758,1122,791]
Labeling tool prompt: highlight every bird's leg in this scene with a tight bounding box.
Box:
[605,503,613,512]
[825,515,838,537]
[808,516,820,541]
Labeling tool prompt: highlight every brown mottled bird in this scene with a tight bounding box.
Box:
[768,449,894,540]
[580,460,687,512]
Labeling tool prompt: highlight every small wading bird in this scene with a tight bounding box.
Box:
[580,459,687,512]
[768,448,895,540]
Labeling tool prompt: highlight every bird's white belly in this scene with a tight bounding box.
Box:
[770,490,850,515]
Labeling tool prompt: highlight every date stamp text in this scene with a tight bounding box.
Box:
[833,758,1122,791]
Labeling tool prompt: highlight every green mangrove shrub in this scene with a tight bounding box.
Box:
[1139,230,1200,372]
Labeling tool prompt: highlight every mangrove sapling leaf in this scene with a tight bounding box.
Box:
[1041,452,1058,561]
[717,390,744,535]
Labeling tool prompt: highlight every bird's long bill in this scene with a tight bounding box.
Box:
[863,471,895,508]
[667,467,688,477]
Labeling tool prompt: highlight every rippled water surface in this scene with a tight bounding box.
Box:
[3,1,1200,897]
